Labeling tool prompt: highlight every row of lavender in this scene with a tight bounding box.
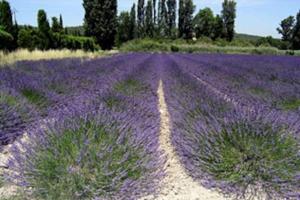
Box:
[0,53,147,147]
[171,53,300,113]
[1,54,164,199]
[163,54,300,199]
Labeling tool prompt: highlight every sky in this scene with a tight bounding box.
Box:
[7,0,300,38]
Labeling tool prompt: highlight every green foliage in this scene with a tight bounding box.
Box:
[83,0,117,50]
[171,45,179,52]
[0,28,13,50]
[17,27,42,50]
[166,0,176,38]
[21,88,48,108]
[0,0,13,34]
[51,17,63,33]
[145,0,154,37]
[129,4,137,40]
[280,98,300,111]
[114,78,147,96]
[137,0,145,37]
[212,14,224,40]
[116,12,132,46]
[199,121,300,195]
[37,10,51,50]
[120,38,169,52]
[178,0,195,39]
[292,10,300,50]
[120,38,289,55]
[53,33,98,51]
[277,16,295,43]
[222,0,237,41]
[157,0,168,37]
[26,119,144,199]
[193,8,215,38]
[255,36,286,49]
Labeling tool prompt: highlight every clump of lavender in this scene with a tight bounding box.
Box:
[0,88,34,146]
[194,115,300,199]
[8,114,153,200]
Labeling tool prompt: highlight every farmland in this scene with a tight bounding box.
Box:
[0,53,300,200]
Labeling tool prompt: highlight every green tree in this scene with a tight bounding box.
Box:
[158,0,168,36]
[59,14,63,29]
[178,0,195,39]
[0,0,13,34]
[145,0,154,37]
[51,17,61,33]
[193,8,215,38]
[212,14,224,40]
[167,0,176,37]
[37,9,51,49]
[116,12,131,45]
[17,27,40,50]
[178,0,184,38]
[137,0,145,37]
[83,0,117,50]
[184,0,195,39]
[153,0,157,24]
[222,0,236,41]
[292,10,300,49]
[277,16,295,46]
[129,3,136,40]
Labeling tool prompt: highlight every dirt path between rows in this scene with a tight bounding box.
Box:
[141,80,227,200]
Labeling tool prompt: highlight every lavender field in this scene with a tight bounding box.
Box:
[0,53,299,200]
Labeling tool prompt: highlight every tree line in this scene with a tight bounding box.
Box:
[0,0,97,51]
[2,0,299,51]
[277,10,300,50]
[83,0,237,49]
[0,0,238,51]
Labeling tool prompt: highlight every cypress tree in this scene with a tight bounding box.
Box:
[59,14,63,30]
[116,12,131,45]
[145,0,154,37]
[178,0,185,38]
[37,9,51,49]
[158,0,167,36]
[153,0,157,24]
[212,14,224,40]
[129,3,136,40]
[0,0,13,34]
[51,17,61,33]
[83,0,117,50]
[167,0,176,37]
[292,10,300,50]
[137,0,145,37]
[183,0,195,39]
[222,0,236,41]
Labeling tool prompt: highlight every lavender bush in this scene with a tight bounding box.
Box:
[162,54,300,199]
[5,53,164,199]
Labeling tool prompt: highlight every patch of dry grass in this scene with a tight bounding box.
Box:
[0,49,118,66]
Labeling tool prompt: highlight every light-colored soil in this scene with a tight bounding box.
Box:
[141,80,227,200]
[0,143,20,199]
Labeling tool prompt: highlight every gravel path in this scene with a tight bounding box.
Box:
[141,80,227,200]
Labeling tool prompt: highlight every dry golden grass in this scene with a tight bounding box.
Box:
[0,49,117,66]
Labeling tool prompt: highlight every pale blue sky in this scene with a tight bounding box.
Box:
[7,0,300,38]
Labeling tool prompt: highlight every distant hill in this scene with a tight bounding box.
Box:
[235,33,263,41]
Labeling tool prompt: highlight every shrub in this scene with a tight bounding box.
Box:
[171,45,180,52]
[52,33,98,51]
[0,29,13,50]
[17,28,40,51]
